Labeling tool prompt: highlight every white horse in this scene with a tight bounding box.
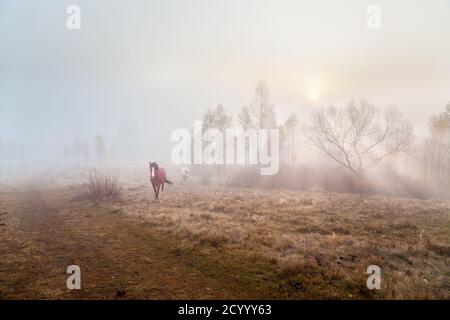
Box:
[181,166,190,181]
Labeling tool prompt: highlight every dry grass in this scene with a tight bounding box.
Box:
[120,183,450,299]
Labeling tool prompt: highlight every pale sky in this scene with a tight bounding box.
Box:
[1,0,449,164]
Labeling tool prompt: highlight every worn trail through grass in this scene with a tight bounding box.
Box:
[0,188,285,299]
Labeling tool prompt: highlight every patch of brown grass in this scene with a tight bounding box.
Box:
[118,183,450,299]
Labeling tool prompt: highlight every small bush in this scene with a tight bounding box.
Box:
[83,170,121,203]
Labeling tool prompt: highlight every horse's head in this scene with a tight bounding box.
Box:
[149,161,159,171]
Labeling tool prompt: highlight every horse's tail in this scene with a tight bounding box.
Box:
[165,179,173,185]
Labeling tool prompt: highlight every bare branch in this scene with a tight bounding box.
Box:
[306,101,414,177]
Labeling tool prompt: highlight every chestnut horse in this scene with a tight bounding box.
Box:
[149,161,172,200]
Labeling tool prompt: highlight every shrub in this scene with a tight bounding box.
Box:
[83,170,121,203]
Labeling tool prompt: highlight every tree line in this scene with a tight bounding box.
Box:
[198,80,450,195]
[63,134,112,167]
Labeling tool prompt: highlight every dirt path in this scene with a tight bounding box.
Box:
[0,187,280,299]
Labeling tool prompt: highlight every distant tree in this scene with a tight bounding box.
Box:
[73,139,83,166]
[430,102,450,139]
[110,145,117,167]
[201,104,232,132]
[201,104,232,171]
[82,143,89,167]
[249,80,277,130]
[202,108,215,132]
[306,100,413,178]
[63,144,70,167]
[238,106,253,130]
[214,104,233,132]
[236,82,279,166]
[1,140,12,166]
[0,139,4,166]
[237,81,278,131]
[423,102,450,188]
[95,134,106,166]
[283,113,299,166]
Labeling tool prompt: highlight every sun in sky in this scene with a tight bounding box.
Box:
[308,82,321,104]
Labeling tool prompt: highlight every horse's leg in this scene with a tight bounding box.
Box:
[152,185,157,200]
[156,185,160,199]
[161,183,164,192]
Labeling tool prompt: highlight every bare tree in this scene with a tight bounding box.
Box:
[82,143,89,167]
[283,113,299,166]
[73,139,82,166]
[430,102,450,139]
[95,134,106,166]
[306,100,413,178]
[202,104,232,132]
[201,104,233,174]
[237,81,278,131]
[236,81,278,166]
[202,108,215,132]
[249,80,277,130]
[238,106,253,130]
[110,144,117,167]
[423,102,450,188]
[63,144,70,167]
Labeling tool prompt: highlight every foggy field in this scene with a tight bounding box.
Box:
[1,0,450,305]
[0,168,449,299]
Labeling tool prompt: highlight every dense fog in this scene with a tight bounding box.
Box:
[1,0,449,197]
